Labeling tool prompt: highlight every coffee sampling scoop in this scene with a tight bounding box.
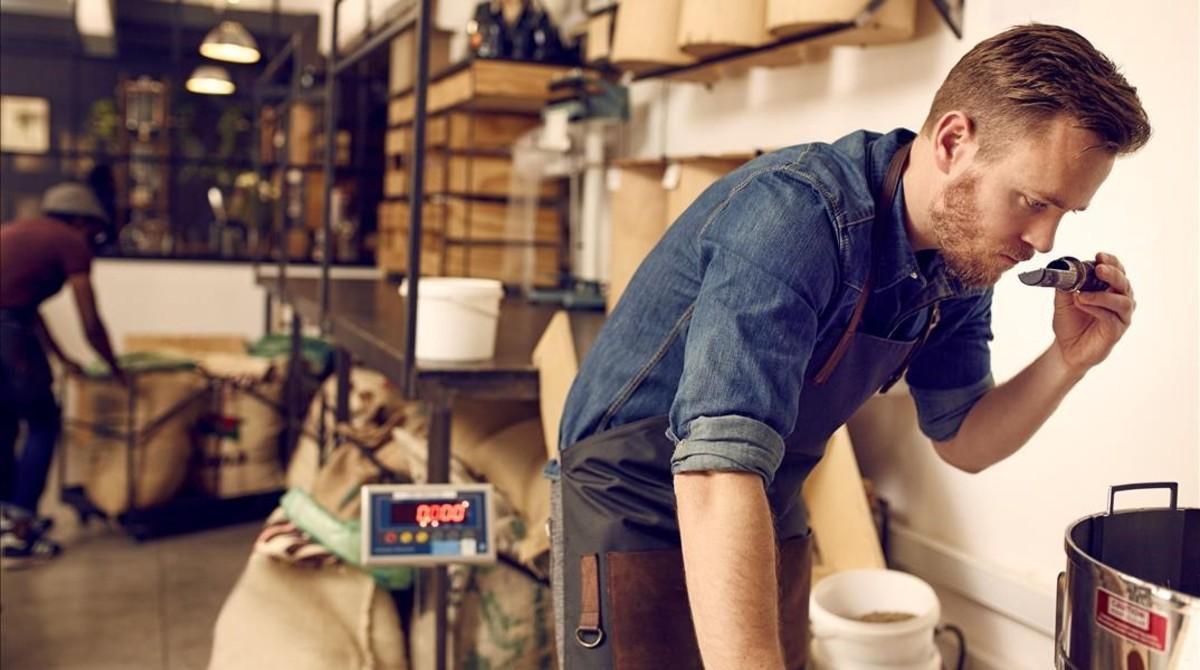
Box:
[1018,256,1109,293]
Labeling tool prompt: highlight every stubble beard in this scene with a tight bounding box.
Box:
[928,171,1011,288]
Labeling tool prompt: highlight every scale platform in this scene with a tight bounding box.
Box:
[361,483,496,566]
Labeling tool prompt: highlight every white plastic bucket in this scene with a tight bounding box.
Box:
[398,278,504,361]
[809,569,942,670]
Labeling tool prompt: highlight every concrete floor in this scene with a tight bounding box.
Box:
[0,504,260,670]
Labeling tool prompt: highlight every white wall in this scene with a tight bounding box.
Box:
[41,260,268,359]
[622,1,1199,667]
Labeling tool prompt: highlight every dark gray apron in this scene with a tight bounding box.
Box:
[560,143,934,669]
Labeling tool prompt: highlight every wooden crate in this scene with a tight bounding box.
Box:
[388,60,576,126]
[385,127,406,156]
[377,199,563,287]
[384,166,406,198]
[426,112,541,152]
[377,226,442,275]
[376,228,560,287]
[384,199,560,243]
[385,153,560,198]
[443,242,561,287]
[385,113,541,156]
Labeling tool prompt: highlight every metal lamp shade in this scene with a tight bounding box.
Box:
[186,65,236,95]
[200,20,260,64]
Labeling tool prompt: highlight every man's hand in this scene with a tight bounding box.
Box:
[109,366,130,388]
[1051,252,1135,373]
[935,252,1135,472]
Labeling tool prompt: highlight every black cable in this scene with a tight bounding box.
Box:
[497,552,552,588]
[936,623,967,670]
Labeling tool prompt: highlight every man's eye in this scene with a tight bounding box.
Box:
[1024,196,1048,211]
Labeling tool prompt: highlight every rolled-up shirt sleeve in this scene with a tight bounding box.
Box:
[668,168,839,486]
[905,290,996,442]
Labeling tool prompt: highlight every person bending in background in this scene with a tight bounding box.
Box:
[0,182,126,567]
[553,24,1149,670]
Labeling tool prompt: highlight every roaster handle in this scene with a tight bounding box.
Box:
[1108,482,1178,515]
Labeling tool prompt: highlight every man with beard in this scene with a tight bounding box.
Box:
[1,182,125,567]
[551,24,1149,670]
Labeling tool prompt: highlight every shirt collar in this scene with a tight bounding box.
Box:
[867,129,987,300]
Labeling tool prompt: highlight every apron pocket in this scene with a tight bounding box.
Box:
[605,548,704,670]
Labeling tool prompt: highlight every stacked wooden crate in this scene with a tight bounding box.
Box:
[379,56,574,287]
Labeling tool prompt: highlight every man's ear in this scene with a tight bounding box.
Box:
[930,111,977,174]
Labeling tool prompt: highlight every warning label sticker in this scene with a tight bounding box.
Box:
[1095,588,1169,653]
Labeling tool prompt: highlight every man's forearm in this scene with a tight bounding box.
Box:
[934,343,1087,472]
[85,321,120,371]
[675,471,783,670]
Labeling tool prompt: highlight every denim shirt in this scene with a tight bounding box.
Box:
[559,129,995,485]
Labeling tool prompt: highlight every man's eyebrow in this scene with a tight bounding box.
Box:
[1030,189,1086,212]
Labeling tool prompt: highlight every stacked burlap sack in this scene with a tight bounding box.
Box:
[210,368,558,670]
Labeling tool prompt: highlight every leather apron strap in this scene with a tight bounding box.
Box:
[813,141,913,385]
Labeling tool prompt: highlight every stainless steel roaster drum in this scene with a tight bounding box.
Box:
[1057,482,1199,669]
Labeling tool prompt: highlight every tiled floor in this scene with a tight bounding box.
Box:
[1,504,260,670]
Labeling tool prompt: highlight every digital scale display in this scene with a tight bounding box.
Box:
[361,483,495,566]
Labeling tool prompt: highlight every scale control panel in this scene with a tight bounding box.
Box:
[361,483,495,566]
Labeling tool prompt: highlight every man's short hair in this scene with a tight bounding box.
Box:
[921,24,1151,157]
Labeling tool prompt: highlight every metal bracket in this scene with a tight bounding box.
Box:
[928,0,965,40]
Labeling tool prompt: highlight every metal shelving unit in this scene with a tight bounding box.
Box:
[264,2,966,668]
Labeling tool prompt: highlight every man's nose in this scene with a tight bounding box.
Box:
[1021,215,1061,254]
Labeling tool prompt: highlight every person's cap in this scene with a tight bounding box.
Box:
[41,182,109,224]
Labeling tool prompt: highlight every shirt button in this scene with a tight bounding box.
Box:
[910,271,919,279]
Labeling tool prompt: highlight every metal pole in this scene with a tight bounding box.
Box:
[330,12,417,77]
[125,375,137,519]
[264,293,274,335]
[256,33,300,90]
[427,400,451,670]
[409,6,441,664]
[355,58,369,264]
[286,311,303,465]
[279,85,292,293]
[404,0,433,398]
[334,347,351,446]
[251,87,263,269]
[319,1,340,335]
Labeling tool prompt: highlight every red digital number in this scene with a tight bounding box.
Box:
[415,501,468,527]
